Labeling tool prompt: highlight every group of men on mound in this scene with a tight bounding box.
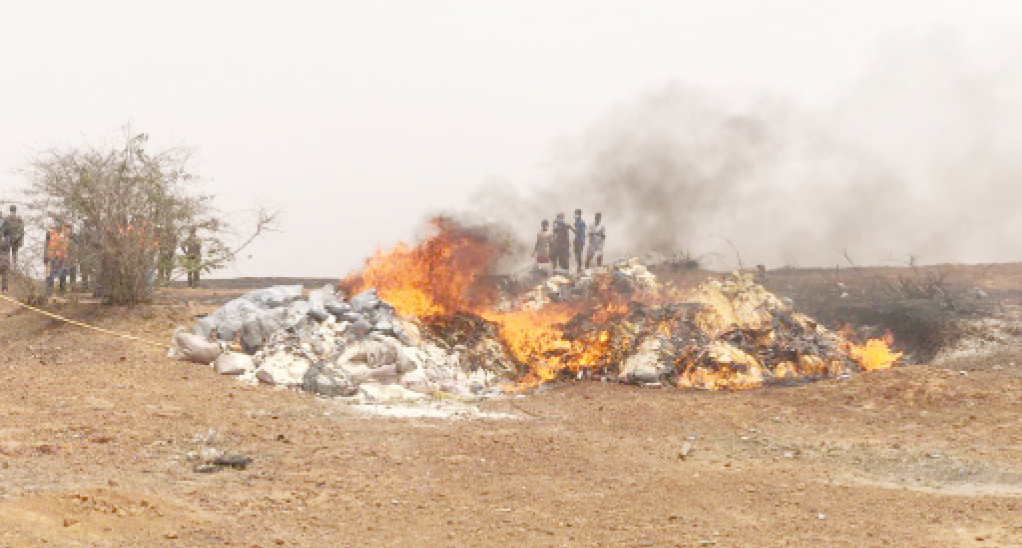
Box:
[532,209,605,275]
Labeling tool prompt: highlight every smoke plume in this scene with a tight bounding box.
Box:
[475,36,1022,269]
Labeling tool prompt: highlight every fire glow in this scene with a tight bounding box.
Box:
[342,217,902,390]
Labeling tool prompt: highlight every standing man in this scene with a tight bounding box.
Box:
[586,212,606,269]
[156,223,179,284]
[0,213,10,295]
[44,217,72,298]
[551,213,571,274]
[5,205,24,269]
[532,219,552,274]
[571,209,586,273]
[75,218,99,292]
[182,227,202,288]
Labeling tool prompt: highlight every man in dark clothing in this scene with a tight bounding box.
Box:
[157,225,179,284]
[571,209,586,273]
[0,222,10,294]
[551,213,571,273]
[586,212,605,269]
[181,228,202,288]
[5,205,24,269]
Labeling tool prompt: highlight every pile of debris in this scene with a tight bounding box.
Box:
[512,259,659,309]
[169,285,500,401]
[168,260,901,399]
[539,269,900,389]
[645,273,887,389]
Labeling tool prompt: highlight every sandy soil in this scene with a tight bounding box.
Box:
[3,275,1022,547]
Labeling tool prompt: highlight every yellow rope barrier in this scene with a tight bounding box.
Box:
[0,293,170,349]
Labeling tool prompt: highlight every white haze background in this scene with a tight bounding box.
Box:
[1,1,1021,276]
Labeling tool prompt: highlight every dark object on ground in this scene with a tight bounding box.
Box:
[213,454,252,470]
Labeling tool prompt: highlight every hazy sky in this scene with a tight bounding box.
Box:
[1,1,1019,276]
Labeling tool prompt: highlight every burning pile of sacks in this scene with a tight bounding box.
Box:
[609,272,893,389]
[167,262,899,399]
[516,258,659,309]
[168,285,499,401]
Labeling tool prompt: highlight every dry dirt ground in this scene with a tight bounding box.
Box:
[3,271,1022,547]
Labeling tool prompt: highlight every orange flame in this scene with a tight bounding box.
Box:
[343,217,586,378]
[342,217,500,317]
[849,334,903,371]
[483,307,574,382]
[344,217,903,389]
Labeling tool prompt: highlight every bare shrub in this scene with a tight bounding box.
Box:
[21,127,278,305]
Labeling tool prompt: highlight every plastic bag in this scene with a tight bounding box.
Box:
[207,298,263,341]
[349,289,381,312]
[168,330,223,364]
[240,307,287,354]
[239,285,303,308]
[307,284,336,321]
[214,353,254,375]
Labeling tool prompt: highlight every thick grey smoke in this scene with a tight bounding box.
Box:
[476,37,1022,268]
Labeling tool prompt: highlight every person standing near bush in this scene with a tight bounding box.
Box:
[182,227,202,288]
[0,218,10,295]
[44,217,72,298]
[5,205,23,269]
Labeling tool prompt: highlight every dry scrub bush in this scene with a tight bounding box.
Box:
[22,129,277,305]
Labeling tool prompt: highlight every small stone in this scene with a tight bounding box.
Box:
[678,442,693,460]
